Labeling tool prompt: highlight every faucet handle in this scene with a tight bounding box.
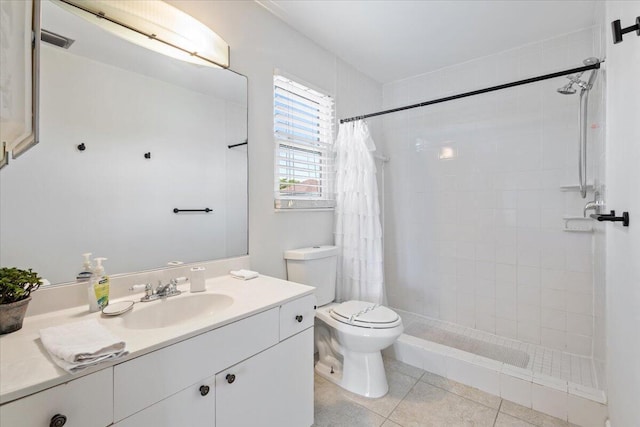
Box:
[169,277,188,289]
[155,280,167,293]
[130,283,153,297]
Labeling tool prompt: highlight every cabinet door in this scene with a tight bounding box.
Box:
[216,327,313,427]
[114,308,279,422]
[114,376,214,427]
[0,368,113,427]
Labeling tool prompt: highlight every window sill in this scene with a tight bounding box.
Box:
[274,199,336,210]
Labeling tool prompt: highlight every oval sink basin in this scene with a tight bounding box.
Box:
[122,293,233,329]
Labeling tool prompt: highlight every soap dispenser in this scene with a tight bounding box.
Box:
[77,252,93,281]
[88,257,110,312]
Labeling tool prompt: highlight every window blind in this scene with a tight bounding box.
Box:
[274,74,335,209]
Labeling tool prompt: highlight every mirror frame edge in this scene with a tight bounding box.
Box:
[11,0,41,160]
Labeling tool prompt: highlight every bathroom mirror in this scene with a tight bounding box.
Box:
[0,0,248,285]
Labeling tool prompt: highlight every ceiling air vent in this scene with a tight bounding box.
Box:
[41,29,75,49]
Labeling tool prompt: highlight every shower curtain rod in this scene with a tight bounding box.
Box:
[339,61,602,124]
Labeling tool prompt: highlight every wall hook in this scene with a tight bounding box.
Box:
[144,152,151,159]
[77,143,86,151]
[611,17,640,44]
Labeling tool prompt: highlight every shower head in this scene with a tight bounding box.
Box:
[556,57,601,95]
[557,83,577,95]
[557,73,584,94]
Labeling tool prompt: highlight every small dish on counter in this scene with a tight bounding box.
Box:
[101,301,135,316]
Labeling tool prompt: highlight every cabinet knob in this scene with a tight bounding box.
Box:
[199,385,210,396]
[226,373,236,384]
[295,315,304,323]
[50,414,67,427]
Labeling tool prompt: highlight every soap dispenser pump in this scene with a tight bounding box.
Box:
[77,252,93,281]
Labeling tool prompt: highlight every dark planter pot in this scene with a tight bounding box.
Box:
[0,297,32,334]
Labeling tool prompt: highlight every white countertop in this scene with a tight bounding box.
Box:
[0,274,314,404]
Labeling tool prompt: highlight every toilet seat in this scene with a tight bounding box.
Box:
[330,300,401,329]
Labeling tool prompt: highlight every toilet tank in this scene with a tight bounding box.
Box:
[284,246,339,306]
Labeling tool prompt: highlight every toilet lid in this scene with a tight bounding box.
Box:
[330,300,401,328]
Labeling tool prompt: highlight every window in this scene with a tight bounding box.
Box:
[274,74,335,209]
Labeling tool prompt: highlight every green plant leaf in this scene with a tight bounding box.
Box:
[0,267,42,304]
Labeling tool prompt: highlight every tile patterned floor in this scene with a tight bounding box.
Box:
[397,309,597,388]
[313,357,580,427]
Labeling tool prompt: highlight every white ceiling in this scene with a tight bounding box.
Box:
[257,0,599,83]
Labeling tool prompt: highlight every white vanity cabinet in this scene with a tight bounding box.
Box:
[113,294,316,427]
[0,288,316,427]
[118,328,314,427]
[0,368,113,427]
[112,308,280,422]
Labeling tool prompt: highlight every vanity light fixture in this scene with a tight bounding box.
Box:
[52,0,229,68]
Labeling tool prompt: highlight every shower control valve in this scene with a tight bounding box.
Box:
[583,190,604,217]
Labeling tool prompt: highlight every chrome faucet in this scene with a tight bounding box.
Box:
[155,280,174,296]
[130,278,182,302]
[583,190,604,217]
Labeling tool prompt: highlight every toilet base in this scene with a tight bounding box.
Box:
[315,350,389,398]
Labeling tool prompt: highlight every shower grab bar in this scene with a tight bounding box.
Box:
[228,140,248,149]
[173,208,212,213]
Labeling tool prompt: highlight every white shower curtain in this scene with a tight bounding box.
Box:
[334,121,384,304]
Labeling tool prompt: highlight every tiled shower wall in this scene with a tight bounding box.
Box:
[591,2,607,390]
[381,27,604,357]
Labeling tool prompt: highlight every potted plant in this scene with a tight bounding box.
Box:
[0,267,42,334]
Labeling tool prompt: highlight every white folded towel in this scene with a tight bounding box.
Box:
[40,319,128,373]
[230,269,259,280]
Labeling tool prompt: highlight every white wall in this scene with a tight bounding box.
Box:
[225,102,249,257]
[0,45,247,283]
[166,1,382,278]
[381,28,603,355]
[604,1,640,425]
[591,0,608,391]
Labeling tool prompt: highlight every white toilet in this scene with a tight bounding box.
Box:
[284,245,403,398]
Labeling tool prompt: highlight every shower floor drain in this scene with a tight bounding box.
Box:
[405,322,530,368]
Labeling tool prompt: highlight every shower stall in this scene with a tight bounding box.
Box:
[372,27,607,415]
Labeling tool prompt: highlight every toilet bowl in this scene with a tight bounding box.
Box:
[284,246,403,398]
[314,301,403,398]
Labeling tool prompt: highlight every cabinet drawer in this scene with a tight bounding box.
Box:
[0,368,113,427]
[280,294,316,340]
[114,376,215,427]
[114,308,279,422]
